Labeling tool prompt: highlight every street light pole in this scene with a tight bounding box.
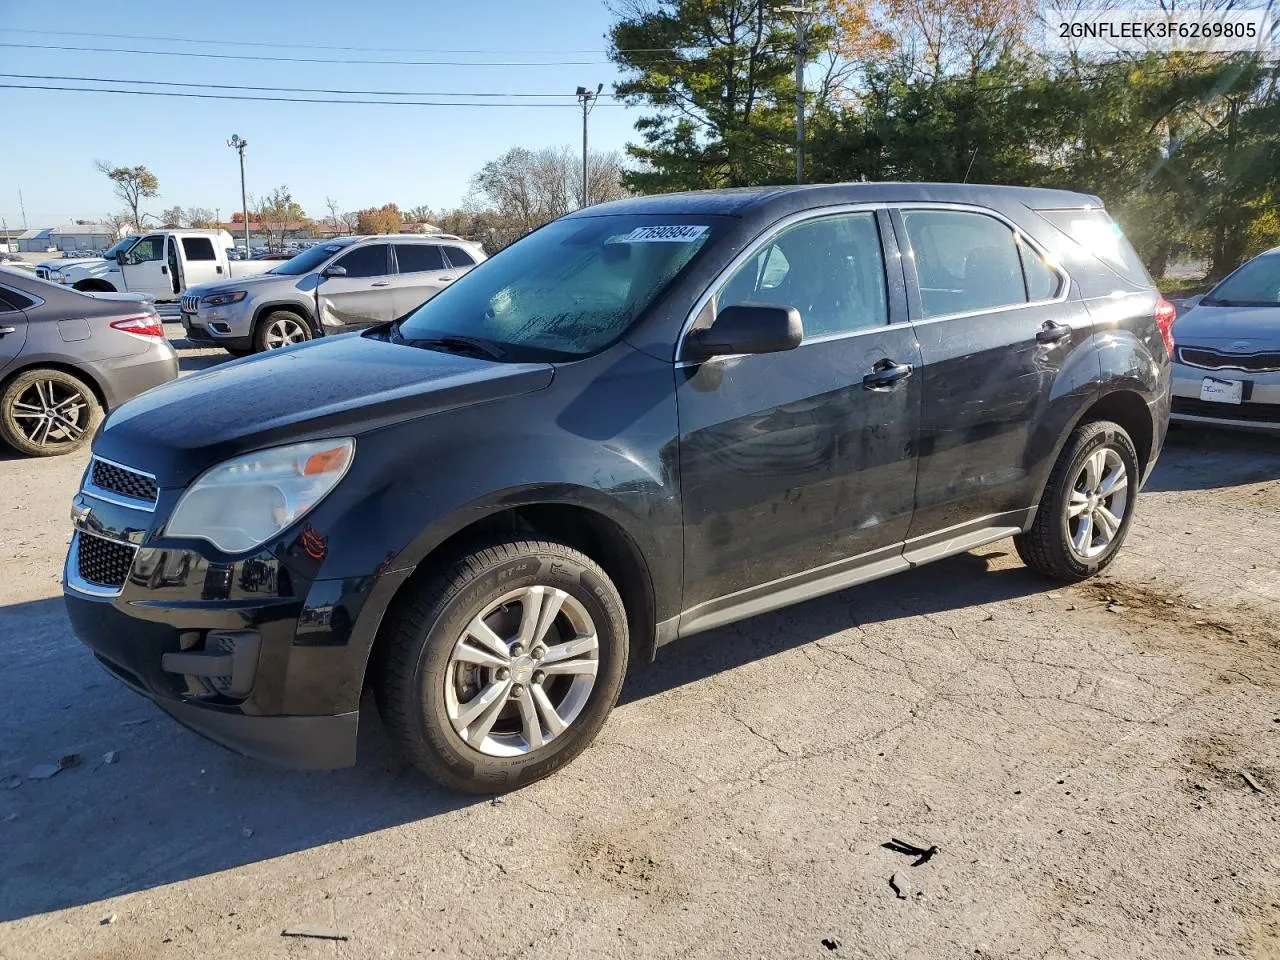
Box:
[781,6,814,185]
[227,134,250,256]
[575,84,603,209]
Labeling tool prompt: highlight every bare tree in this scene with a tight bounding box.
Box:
[94,160,159,231]
[184,206,218,228]
[160,206,184,228]
[102,211,134,239]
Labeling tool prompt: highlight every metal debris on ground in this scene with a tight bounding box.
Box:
[1240,771,1265,793]
[1106,603,1126,613]
[101,915,117,925]
[282,926,349,941]
[27,764,62,781]
[882,838,940,866]
[102,751,119,765]
[59,754,81,769]
[889,873,907,900]
[241,827,254,838]
[821,937,840,950]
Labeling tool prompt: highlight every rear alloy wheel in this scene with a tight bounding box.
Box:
[374,538,628,793]
[254,311,312,352]
[0,368,102,457]
[1015,419,1140,581]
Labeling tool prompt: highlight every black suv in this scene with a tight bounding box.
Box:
[64,184,1172,793]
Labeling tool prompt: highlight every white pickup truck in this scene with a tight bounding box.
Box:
[37,229,274,300]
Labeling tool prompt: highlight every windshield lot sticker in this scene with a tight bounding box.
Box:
[621,225,709,242]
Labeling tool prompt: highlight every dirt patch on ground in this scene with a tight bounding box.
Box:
[572,835,688,904]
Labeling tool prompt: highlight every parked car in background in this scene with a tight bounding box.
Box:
[0,268,177,456]
[179,234,486,354]
[64,183,1170,792]
[43,230,273,299]
[1170,246,1280,432]
[0,252,35,273]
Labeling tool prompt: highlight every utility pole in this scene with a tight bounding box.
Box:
[18,188,28,229]
[575,84,603,209]
[227,134,250,256]
[781,6,814,184]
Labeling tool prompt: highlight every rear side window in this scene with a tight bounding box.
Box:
[394,244,445,273]
[333,244,390,278]
[902,210,1028,318]
[0,287,35,311]
[442,245,476,267]
[1038,208,1150,285]
[181,237,217,261]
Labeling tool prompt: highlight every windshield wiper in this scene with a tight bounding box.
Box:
[412,335,506,361]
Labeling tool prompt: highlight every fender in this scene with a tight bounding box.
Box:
[251,299,319,338]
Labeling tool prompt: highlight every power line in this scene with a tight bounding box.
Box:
[0,73,608,99]
[0,82,625,108]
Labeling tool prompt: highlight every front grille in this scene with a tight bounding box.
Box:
[1172,397,1280,424]
[90,459,158,505]
[181,295,199,313]
[77,533,137,588]
[1179,346,1280,373]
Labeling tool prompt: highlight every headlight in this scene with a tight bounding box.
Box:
[200,290,248,307]
[49,270,66,283]
[166,439,355,553]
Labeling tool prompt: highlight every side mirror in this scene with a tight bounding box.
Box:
[683,303,803,362]
[322,264,347,278]
[115,250,127,266]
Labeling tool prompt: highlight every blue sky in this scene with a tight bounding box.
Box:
[0,0,641,229]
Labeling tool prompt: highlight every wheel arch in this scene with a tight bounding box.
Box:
[0,358,111,411]
[251,301,318,341]
[72,279,117,293]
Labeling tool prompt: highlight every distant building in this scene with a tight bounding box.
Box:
[16,227,54,252]
[49,221,124,253]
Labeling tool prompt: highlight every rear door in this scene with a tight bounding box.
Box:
[315,243,395,330]
[0,282,32,376]
[893,205,1095,553]
[676,208,921,630]
[390,243,453,316]
[178,235,224,289]
[119,234,170,298]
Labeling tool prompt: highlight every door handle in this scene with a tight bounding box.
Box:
[160,265,168,275]
[863,359,913,389]
[0,326,16,336]
[371,280,391,287]
[216,265,224,274]
[1035,320,1072,344]
[439,276,455,283]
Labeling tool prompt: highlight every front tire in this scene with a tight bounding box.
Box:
[253,310,312,352]
[1015,419,1140,581]
[373,538,629,794]
[0,368,102,457]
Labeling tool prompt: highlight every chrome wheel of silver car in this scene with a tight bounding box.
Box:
[1066,447,1129,560]
[10,378,90,448]
[444,585,599,758]
[263,316,308,349]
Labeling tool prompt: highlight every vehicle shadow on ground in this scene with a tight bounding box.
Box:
[1143,426,1279,492]
[0,548,1042,922]
[177,352,234,374]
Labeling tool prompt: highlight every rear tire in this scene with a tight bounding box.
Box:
[253,310,312,352]
[373,538,629,794]
[0,368,102,457]
[1015,419,1140,581]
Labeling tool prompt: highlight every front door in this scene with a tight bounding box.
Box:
[316,243,396,331]
[676,209,921,628]
[390,243,454,317]
[893,206,1095,544]
[120,234,170,298]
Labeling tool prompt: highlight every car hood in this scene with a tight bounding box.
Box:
[1173,303,1280,345]
[93,334,555,486]
[185,272,296,298]
[38,257,102,269]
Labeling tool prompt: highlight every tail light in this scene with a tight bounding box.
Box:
[1154,297,1176,359]
[110,312,165,338]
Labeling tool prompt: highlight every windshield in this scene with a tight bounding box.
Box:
[102,236,138,259]
[396,216,721,360]
[268,241,352,276]
[1203,254,1280,307]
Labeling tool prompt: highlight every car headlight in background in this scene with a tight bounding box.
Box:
[200,290,248,307]
[49,270,66,283]
[165,439,355,553]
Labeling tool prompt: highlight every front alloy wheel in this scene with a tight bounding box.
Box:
[255,310,312,352]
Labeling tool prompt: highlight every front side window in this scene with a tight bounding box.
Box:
[716,212,888,338]
[181,237,217,261]
[903,210,1029,318]
[397,216,723,360]
[333,244,390,279]
[128,236,164,263]
[394,244,445,273]
[268,242,351,276]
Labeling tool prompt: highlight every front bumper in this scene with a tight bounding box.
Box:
[180,302,254,352]
[1170,360,1280,432]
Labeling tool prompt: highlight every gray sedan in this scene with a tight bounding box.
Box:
[1171,248,1280,432]
[0,268,178,456]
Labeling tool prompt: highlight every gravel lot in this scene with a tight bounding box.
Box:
[1,328,1278,959]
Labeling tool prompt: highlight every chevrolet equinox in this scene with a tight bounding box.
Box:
[64,184,1173,793]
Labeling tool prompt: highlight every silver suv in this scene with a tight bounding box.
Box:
[179,235,487,354]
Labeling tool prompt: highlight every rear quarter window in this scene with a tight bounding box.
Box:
[1038,208,1151,286]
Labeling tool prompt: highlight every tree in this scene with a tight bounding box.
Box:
[254,186,309,251]
[102,211,134,239]
[94,161,159,232]
[160,206,184,228]
[356,203,403,235]
[405,205,435,224]
[341,210,361,233]
[184,207,218,228]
